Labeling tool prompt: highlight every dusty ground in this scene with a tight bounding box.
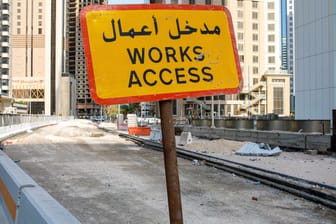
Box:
[3,120,336,224]
[181,137,336,186]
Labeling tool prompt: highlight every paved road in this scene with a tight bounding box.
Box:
[3,120,336,224]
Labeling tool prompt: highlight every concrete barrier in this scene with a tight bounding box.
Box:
[0,150,80,224]
[183,126,331,151]
[191,118,331,134]
[0,116,68,141]
[178,132,192,146]
[0,117,80,223]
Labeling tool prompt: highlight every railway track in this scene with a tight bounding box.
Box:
[118,133,336,210]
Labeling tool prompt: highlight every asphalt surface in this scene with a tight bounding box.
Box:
[3,120,336,224]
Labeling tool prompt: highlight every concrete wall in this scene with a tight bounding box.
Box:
[191,118,330,133]
[183,126,331,152]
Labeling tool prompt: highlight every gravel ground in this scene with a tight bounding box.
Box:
[3,120,336,224]
[180,136,336,186]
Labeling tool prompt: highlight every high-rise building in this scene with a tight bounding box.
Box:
[9,0,47,114]
[295,0,336,120]
[281,0,287,71]
[287,0,295,114]
[46,1,77,116]
[0,0,11,111]
[0,1,76,115]
[67,0,106,118]
[286,0,294,75]
[179,0,290,118]
[224,0,285,116]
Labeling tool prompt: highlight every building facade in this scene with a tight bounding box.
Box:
[0,0,11,111]
[286,0,294,75]
[295,0,336,120]
[223,0,284,117]
[281,0,295,113]
[9,0,47,114]
[175,0,290,119]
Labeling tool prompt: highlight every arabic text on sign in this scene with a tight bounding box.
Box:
[102,17,221,42]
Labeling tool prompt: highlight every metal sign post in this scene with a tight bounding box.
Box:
[159,100,183,223]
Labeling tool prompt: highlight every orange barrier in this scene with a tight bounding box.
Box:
[128,127,151,136]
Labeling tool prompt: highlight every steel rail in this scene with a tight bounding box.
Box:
[118,133,336,210]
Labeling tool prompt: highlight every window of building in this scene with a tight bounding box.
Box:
[252,34,258,41]
[17,2,21,7]
[253,78,258,84]
[17,15,21,20]
[273,87,283,114]
[38,28,42,34]
[226,104,231,115]
[252,23,258,30]
[239,55,244,63]
[253,67,258,74]
[237,21,243,29]
[39,2,43,7]
[252,1,258,8]
[252,12,258,19]
[1,36,8,42]
[17,28,21,34]
[253,56,258,63]
[38,15,42,19]
[2,90,8,96]
[237,0,243,7]
[1,68,8,75]
[238,44,244,51]
[17,21,21,26]
[1,58,9,64]
[234,105,239,115]
[268,35,275,42]
[38,9,42,13]
[1,47,8,53]
[1,79,8,86]
[2,14,9,20]
[268,56,275,63]
[252,45,258,52]
[238,10,243,18]
[38,21,42,26]
[17,9,21,13]
[268,13,275,20]
[2,25,9,31]
[238,32,244,40]
[268,24,275,31]
[268,2,275,9]
[222,0,227,6]
[260,104,265,114]
[268,45,275,52]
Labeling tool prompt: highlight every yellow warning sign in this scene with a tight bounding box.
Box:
[80,4,242,104]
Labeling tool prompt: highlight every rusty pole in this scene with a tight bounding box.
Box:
[159,100,183,224]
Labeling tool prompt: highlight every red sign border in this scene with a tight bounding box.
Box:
[80,4,242,105]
